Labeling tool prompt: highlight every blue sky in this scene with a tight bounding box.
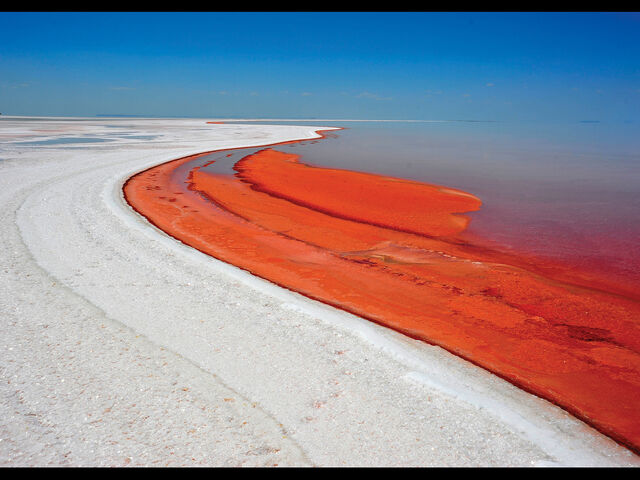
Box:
[0,12,639,121]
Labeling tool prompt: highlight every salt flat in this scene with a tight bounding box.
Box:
[0,116,637,467]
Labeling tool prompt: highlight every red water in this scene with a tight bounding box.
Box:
[123,128,640,455]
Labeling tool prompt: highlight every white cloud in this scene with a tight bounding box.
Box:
[356,91,392,101]
[1,81,33,89]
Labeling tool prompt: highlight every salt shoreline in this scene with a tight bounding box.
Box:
[0,116,638,466]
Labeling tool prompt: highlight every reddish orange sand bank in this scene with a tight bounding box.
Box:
[124,141,640,454]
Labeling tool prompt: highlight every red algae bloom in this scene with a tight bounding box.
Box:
[124,138,640,455]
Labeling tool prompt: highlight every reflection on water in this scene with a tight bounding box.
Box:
[15,136,115,145]
[11,134,159,145]
[120,135,159,140]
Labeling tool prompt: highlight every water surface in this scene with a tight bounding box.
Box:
[215,119,640,293]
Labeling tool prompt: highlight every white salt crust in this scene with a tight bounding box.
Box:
[0,116,638,466]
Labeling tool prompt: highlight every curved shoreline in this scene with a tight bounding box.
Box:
[123,126,640,455]
[2,117,639,466]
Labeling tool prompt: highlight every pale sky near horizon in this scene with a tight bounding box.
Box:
[1,11,639,122]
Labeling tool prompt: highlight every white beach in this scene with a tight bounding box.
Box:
[0,116,638,467]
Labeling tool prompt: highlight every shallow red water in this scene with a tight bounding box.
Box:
[123,129,640,454]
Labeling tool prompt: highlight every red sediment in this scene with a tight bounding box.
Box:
[234,149,482,237]
[123,137,640,455]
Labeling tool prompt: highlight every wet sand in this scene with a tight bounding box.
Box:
[1,117,639,466]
